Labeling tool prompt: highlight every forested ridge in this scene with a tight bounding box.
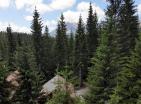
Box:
[0,0,141,104]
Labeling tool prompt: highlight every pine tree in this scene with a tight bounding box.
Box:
[137,95,141,104]
[74,15,88,87]
[87,2,98,58]
[0,60,9,104]
[7,26,16,70]
[0,32,8,61]
[42,26,54,79]
[119,0,139,56]
[108,0,139,103]
[68,31,74,67]
[87,0,121,103]
[86,29,118,103]
[31,8,47,79]
[17,33,22,47]
[55,14,68,69]
[113,33,141,104]
[13,46,45,104]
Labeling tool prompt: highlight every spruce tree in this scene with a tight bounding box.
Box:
[74,15,88,87]
[119,0,139,56]
[87,28,119,103]
[137,95,141,104]
[108,0,139,103]
[87,0,121,103]
[13,46,45,104]
[68,31,74,67]
[42,26,54,79]
[55,14,68,69]
[0,32,9,61]
[87,2,98,58]
[7,26,16,70]
[31,8,47,79]
[17,33,22,47]
[13,46,32,104]
[0,61,9,104]
[113,33,141,104]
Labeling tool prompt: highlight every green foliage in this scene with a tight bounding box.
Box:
[137,95,141,104]
[0,61,9,81]
[31,8,48,79]
[108,89,121,104]
[119,0,139,55]
[7,26,16,70]
[74,97,87,104]
[86,31,111,104]
[47,66,75,104]
[42,25,55,79]
[87,3,98,58]
[68,31,75,67]
[87,20,120,103]
[13,45,45,104]
[0,32,8,60]
[57,66,78,85]
[55,14,68,69]
[47,89,87,104]
[0,61,9,103]
[47,90,71,104]
[74,15,88,87]
[114,33,141,104]
[0,1,140,103]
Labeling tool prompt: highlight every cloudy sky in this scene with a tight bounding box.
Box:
[0,0,141,33]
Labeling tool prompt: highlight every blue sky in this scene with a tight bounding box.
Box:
[0,0,141,33]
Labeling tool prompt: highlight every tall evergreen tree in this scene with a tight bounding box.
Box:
[55,14,68,69]
[0,61,9,104]
[31,8,47,79]
[13,46,45,104]
[17,33,22,47]
[0,32,8,61]
[68,31,74,67]
[87,28,119,103]
[108,0,139,103]
[42,26,54,79]
[7,26,16,70]
[74,15,88,87]
[119,0,138,56]
[87,0,121,103]
[112,33,141,104]
[87,2,98,58]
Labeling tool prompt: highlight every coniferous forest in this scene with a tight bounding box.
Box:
[0,0,141,104]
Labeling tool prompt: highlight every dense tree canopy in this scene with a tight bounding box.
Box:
[0,0,141,104]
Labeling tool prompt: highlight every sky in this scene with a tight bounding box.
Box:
[0,0,141,33]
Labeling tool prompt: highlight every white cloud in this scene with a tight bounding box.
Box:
[64,10,86,23]
[0,0,11,8]
[15,0,43,10]
[49,0,76,10]
[0,20,57,33]
[138,4,141,14]
[44,20,57,32]
[138,4,141,20]
[0,21,31,33]
[24,15,57,32]
[63,2,105,23]
[24,15,33,21]
[77,2,105,20]
[15,0,76,14]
